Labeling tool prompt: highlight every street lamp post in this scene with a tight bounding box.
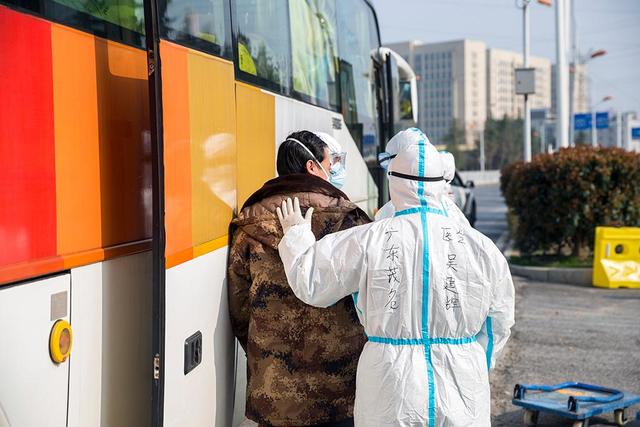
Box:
[515,0,551,161]
[555,0,570,148]
[591,95,612,147]
[516,0,533,161]
[523,0,531,162]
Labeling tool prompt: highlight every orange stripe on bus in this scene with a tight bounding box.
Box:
[0,257,65,286]
[0,240,151,286]
[52,24,102,255]
[161,41,193,262]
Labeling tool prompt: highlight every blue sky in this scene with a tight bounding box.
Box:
[371,0,640,114]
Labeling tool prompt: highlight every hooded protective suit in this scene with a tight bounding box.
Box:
[277,130,514,426]
[375,130,468,228]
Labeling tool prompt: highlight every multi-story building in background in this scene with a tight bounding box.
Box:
[388,39,487,147]
[486,48,552,119]
[388,39,601,152]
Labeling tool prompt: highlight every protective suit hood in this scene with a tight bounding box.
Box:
[388,130,446,212]
[440,151,456,182]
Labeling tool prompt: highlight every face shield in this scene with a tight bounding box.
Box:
[377,152,397,170]
[330,151,347,171]
[328,151,347,189]
[312,131,347,189]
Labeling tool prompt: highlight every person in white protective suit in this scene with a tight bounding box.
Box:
[375,129,468,228]
[276,130,515,426]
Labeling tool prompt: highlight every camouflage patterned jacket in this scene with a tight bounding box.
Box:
[228,174,370,426]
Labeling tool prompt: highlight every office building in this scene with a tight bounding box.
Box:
[486,48,552,119]
[388,39,487,147]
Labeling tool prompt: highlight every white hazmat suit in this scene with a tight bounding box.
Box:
[375,130,468,229]
[277,131,515,426]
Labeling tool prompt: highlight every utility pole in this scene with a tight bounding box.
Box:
[555,0,569,148]
[523,0,532,162]
[567,0,576,146]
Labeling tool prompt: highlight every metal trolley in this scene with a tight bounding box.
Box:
[512,382,640,427]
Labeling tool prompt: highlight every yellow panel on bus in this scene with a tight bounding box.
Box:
[235,83,276,208]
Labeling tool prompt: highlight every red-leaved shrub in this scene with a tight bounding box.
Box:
[500,146,640,255]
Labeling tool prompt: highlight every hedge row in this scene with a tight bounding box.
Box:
[500,146,640,255]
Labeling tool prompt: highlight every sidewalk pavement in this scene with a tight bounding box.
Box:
[491,276,640,426]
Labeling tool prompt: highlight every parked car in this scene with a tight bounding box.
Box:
[450,172,477,227]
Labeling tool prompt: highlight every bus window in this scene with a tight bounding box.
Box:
[159,0,230,58]
[289,0,339,111]
[337,0,380,165]
[51,0,145,33]
[234,0,291,94]
[399,81,413,120]
[1,0,145,46]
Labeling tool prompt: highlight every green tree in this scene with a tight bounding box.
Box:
[443,119,475,170]
[483,116,524,170]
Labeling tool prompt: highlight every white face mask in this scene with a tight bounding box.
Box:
[286,138,330,181]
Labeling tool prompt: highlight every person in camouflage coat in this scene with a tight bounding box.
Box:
[228,132,370,426]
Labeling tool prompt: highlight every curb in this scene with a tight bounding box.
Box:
[509,264,593,287]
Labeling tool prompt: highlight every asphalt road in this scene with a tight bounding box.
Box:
[473,183,509,248]
[468,183,640,425]
[491,278,640,426]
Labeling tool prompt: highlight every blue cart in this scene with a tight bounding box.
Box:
[512,382,640,427]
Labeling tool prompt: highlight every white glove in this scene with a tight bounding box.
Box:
[276,197,313,235]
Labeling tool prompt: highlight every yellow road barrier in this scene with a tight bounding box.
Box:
[593,227,640,288]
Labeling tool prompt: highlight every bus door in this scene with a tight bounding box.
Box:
[143,0,237,425]
[373,47,419,207]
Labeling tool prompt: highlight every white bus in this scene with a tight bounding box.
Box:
[0,0,417,425]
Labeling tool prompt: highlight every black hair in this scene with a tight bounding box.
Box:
[276,130,328,176]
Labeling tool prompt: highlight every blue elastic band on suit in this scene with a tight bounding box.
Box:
[352,292,363,316]
[395,206,447,218]
[367,335,477,346]
[367,336,424,346]
[486,317,494,370]
[431,336,477,345]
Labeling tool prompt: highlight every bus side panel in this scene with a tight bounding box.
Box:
[65,253,152,427]
[51,24,102,256]
[0,6,152,285]
[235,84,276,207]
[0,274,70,426]
[67,263,102,427]
[0,6,57,268]
[160,41,194,267]
[274,96,378,212]
[164,248,234,426]
[100,251,152,427]
[161,41,237,425]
